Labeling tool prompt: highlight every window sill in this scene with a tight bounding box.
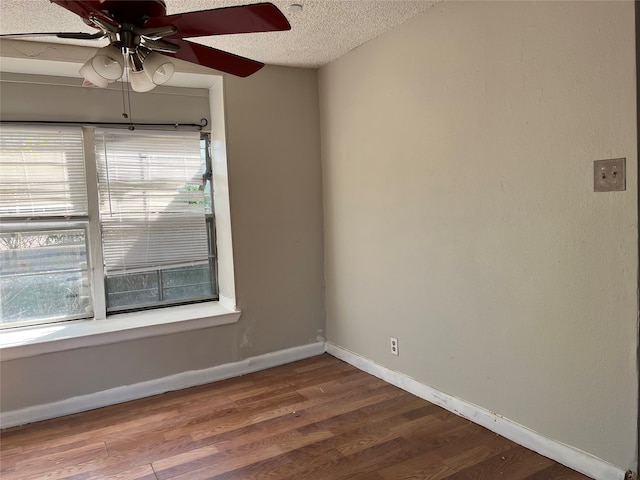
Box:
[0,302,241,361]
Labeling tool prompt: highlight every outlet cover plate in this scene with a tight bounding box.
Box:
[594,158,626,192]
[390,337,399,356]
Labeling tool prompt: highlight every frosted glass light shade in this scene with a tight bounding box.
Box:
[129,69,156,92]
[79,60,109,88]
[144,52,175,85]
[91,45,124,81]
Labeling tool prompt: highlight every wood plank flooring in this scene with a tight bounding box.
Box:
[1,354,592,480]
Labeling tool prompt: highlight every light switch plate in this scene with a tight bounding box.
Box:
[594,158,626,192]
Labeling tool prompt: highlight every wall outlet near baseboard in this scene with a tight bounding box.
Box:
[390,337,399,356]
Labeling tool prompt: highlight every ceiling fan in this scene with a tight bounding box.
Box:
[0,0,291,91]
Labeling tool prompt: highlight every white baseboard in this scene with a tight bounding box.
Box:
[325,342,627,480]
[1,341,326,429]
[4,340,630,480]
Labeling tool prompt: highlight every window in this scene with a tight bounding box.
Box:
[0,127,92,328]
[0,125,218,329]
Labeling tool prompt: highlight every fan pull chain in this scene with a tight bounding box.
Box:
[120,54,135,131]
[126,79,135,130]
[120,73,128,120]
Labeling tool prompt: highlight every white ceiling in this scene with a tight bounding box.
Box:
[0,0,439,68]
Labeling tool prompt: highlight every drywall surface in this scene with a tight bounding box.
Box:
[320,0,637,470]
[0,73,211,126]
[0,64,324,409]
[222,66,325,358]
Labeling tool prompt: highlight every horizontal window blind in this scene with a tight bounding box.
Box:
[0,126,87,217]
[95,129,209,273]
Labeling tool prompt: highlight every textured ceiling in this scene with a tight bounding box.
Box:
[0,0,438,68]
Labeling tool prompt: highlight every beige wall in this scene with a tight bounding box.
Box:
[320,0,637,470]
[0,65,324,409]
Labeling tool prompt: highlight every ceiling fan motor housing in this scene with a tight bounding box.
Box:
[89,0,168,26]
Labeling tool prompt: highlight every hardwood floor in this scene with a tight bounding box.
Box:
[1,354,591,480]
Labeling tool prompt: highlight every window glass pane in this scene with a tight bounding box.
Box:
[106,272,159,310]
[162,264,214,301]
[201,137,213,215]
[105,264,213,311]
[0,228,92,327]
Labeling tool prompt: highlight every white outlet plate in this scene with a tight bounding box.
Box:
[390,337,399,356]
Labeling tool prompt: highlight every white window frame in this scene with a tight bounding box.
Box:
[92,128,217,314]
[0,79,240,360]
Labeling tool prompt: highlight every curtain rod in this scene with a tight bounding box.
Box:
[0,118,209,131]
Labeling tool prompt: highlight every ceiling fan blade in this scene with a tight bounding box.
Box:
[144,3,291,39]
[51,0,120,29]
[166,39,264,78]
[0,32,106,40]
[57,31,106,40]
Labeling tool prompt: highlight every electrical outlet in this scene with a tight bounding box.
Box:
[390,337,399,356]
[594,158,626,192]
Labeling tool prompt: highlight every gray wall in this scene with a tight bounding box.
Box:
[224,67,325,356]
[0,65,324,409]
[319,0,637,470]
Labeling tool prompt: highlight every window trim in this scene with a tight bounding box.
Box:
[0,77,240,360]
[0,302,240,361]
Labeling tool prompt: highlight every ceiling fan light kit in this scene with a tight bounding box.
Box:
[2,0,292,92]
[90,44,125,80]
[79,57,110,88]
[128,65,157,92]
[124,46,175,92]
[144,51,175,85]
